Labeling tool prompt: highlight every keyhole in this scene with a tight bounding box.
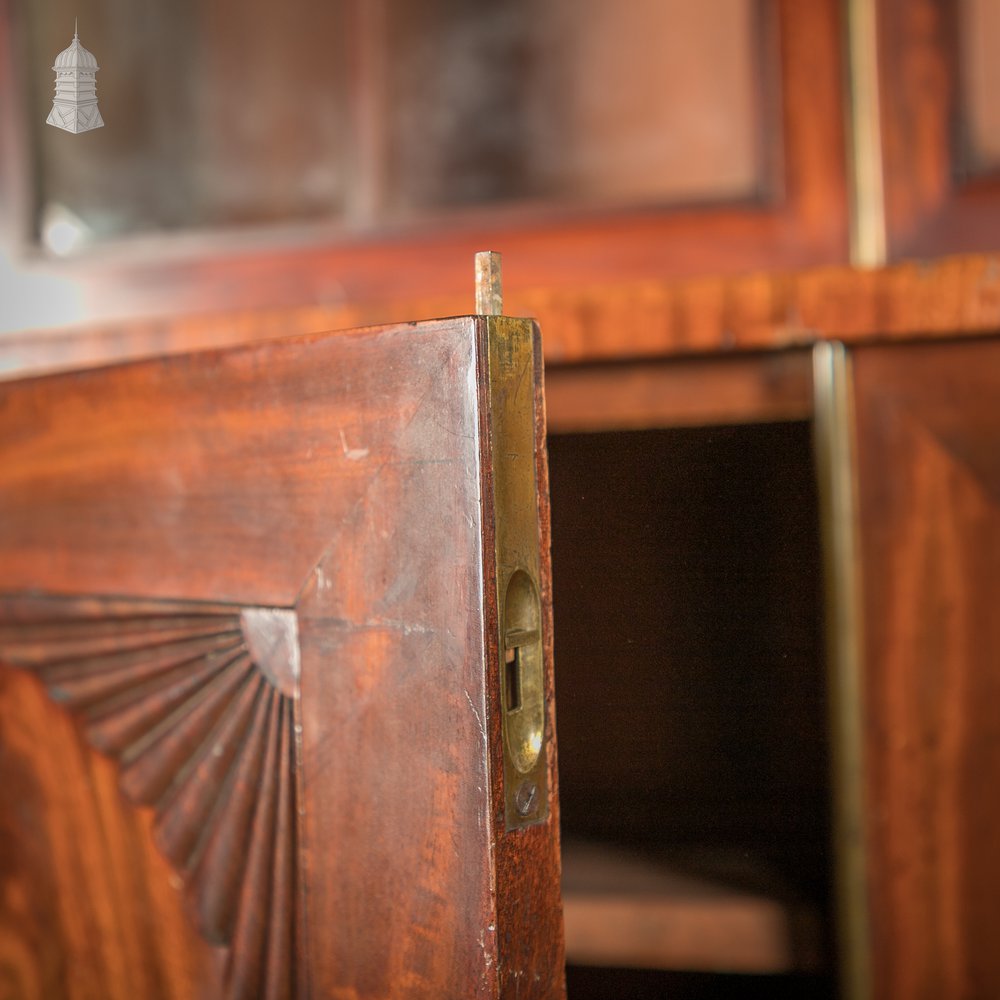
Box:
[501,569,543,774]
[505,646,522,712]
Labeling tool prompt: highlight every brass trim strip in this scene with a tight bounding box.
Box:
[813,342,871,1000]
[846,0,888,266]
[475,251,504,317]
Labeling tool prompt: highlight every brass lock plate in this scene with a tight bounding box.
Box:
[482,312,549,831]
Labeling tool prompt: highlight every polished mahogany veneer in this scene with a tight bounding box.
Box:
[0,316,564,999]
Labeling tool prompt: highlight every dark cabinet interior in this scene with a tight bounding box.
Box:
[548,421,835,998]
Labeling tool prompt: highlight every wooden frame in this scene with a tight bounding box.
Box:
[0,0,848,327]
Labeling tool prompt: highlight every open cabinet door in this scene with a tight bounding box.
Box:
[0,307,565,999]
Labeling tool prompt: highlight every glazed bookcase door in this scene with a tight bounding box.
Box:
[0,316,564,1000]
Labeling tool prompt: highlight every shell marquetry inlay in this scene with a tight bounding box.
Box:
[0,596,300,1000]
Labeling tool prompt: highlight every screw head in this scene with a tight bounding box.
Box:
[514,780,539,817]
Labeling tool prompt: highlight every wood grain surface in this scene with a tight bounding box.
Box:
[0,667,216,1000]
[851,337,1000,998]
[0,316,564,998]
[3,255,1000,385]
[560,841,823,974]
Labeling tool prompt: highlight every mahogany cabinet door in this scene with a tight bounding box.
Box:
[0,315,565,1000]
[820,337,1000,1000]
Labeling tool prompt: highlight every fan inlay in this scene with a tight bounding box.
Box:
[0,597,299,1000]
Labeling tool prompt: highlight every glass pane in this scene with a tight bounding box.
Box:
[23,0,350,247]
[382,0,763,215]
[19,0,766,250]
[961,0,1000,175]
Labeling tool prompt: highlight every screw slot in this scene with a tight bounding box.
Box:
[514,781,539,817]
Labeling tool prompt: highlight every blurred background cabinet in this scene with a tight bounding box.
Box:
[0,0,850,327]
[3,0,1000,355]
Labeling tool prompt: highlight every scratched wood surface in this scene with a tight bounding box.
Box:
[0,317,564,999]
[851,337,1000,998]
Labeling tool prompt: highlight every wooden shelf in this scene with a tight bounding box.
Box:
[561,841,824,975]
[544,350,814,432]
[3,254,1000,384]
